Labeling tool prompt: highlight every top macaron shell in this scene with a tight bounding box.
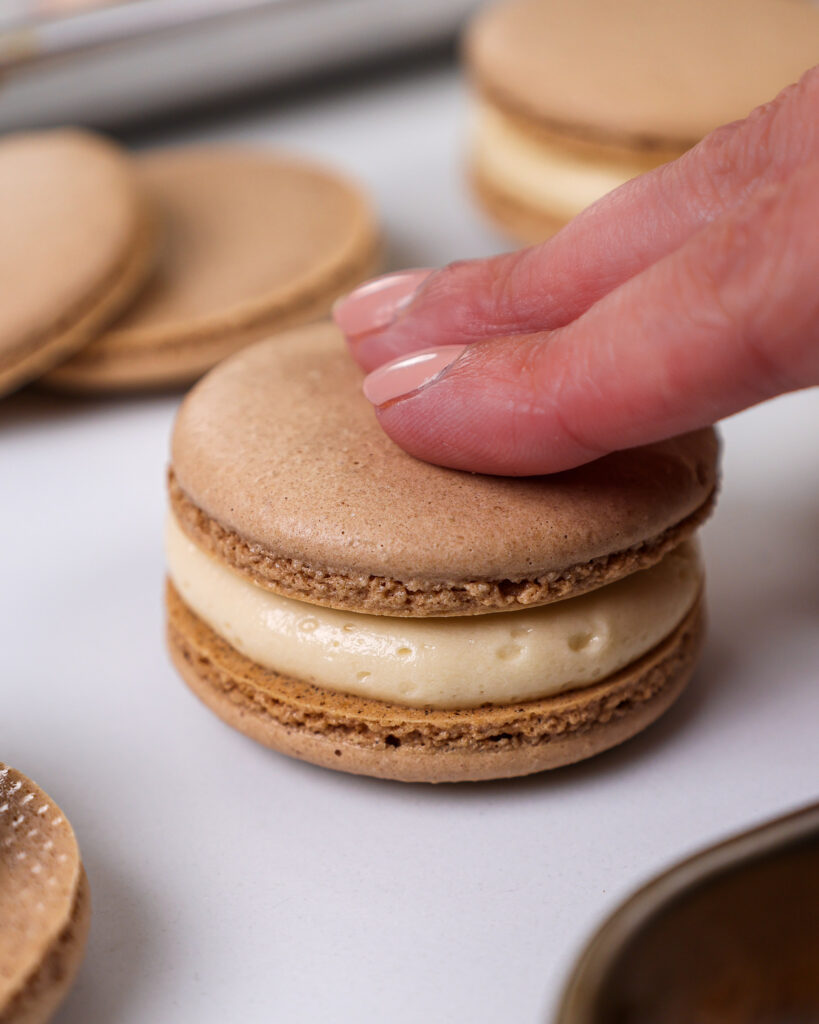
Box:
[170,322,718,617]
[0,129,154,396]
[466,0,819,145]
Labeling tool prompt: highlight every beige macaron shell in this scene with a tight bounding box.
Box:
[0,129,155,398]
[44,147,379,391]
[171,322,718,613]
[466,0,819,146]
[0,764,90,1024]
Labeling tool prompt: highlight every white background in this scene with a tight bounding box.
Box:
[4,63,818,1023]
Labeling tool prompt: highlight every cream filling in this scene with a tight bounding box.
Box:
[166,513,701,710]
[472,100,666,221]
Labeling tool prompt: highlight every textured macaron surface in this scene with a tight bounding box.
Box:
[170,323,718,613]
[0,129,147,381]
[467,0,819,144]
[0,764,84,1016]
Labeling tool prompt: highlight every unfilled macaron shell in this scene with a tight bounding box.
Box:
[0,763,90,1024]
[0,129,157,399]
[170,321,719,616]
[44,147,380,392]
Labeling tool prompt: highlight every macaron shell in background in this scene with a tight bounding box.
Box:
[43,147,380,393]
[169,322,718,616]
[0,129,157,399]
[0,763,90,1024]
[465,0,819,145]
[464,0,819,241]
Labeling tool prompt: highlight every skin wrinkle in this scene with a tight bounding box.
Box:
[720,175,819,393]
[530,333,612,459]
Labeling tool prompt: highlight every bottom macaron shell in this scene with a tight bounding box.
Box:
[470,164,569,245]
[166,581,704,783]
[5,870,91,1024]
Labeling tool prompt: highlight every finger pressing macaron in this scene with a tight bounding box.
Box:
[0,763,90,1024]
[164,322,719,783]
[464,0,819,242]
[0,129,158,399]
[354,164,819,477]
[43,147,380,393]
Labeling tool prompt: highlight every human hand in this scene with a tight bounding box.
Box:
[333,69,819,476]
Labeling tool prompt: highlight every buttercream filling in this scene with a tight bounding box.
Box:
[472,100,675,221]
[166,513,701,710]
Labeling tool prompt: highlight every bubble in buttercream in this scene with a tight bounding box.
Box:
[567,632,593,652]
[496,644,523,661]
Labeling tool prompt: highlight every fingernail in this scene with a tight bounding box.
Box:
[363,345,468,407]
[333,269,434,338]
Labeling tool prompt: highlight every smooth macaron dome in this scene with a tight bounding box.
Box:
[45,147,379,392]
[0,763,90,1024]
[465,0,819,241]
[0,128,157,398]
[166,322,719,782]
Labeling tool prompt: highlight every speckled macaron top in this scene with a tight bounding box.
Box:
[0,128,155,397]
[466,0,819,146]
[170,322,718,617]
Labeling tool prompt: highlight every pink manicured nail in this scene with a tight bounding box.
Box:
[333,269,433,337]
[363,345,468,407]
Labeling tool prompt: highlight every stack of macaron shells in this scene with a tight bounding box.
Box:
[0,130,378,397]
[465,0,819,242]
[44,147,379,392]
[165,322,719,783]
[0,764,90,1024]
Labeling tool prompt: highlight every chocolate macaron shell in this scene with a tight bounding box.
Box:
[44,147,379,392]
[0,129,157,398]
[0,764,90,1024]
[170,322,718,617]
[466,0,819,148]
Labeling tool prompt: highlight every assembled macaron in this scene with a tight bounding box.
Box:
[165,322,719,783]
[45,147,379,392]
[465,0,819,242]
[0,129,157,398]
[0,763,90,1024]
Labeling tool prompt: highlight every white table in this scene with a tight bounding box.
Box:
[4,63,818,1024]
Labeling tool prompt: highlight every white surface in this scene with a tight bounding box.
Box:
[3,65,818,1024]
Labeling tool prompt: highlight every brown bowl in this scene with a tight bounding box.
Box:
[555,803,819,1024]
